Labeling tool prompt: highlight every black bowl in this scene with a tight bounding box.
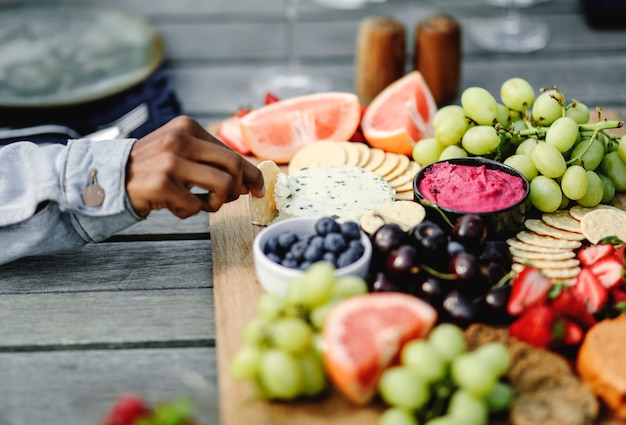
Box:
[413,157,531,239]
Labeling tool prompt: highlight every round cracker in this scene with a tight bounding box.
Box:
[511,263,580,280]
[249,160,281,226]
[352,142,372,167]
[382,154,411,181]
[395,190,415,201]
[388,161,421,187]
[569,204,621,221]
[360,201,425,234]
[515,231,582,250]
[580,208,626,244]
[523,219,585,241]
[512,258,580,270]
[338,141,361,166]
[287,141,347,174]
[541,210,582,234]
[372,152,401,177]
[506,238,577,253]
[363,148,386,172]
[509,247,575,260]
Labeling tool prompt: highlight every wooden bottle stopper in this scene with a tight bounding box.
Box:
[355,16,407,104]
[414,15,461,107]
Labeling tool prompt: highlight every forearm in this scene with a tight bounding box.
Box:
[0,139,143,265]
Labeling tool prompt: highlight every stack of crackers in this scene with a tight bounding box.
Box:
[288,141,420,201]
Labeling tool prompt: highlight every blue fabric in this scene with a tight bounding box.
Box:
[0,68,181,145]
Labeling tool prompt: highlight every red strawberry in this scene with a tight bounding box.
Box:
[509,304,558,348]
[589,255,624,289]
[103,393,150,425]
[550,285,596,328]
[614,244,626,265]
[264,92,280,105]
[610,287,626,304]
[562,319,584,345]
[577,243,614,266]
[572,267,608,314]
[506,266,552,316]
[234,107,252,118]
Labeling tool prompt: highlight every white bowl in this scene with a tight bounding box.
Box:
[252,217,372,297]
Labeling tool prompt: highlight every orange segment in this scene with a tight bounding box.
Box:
[361,71,437,156]
[239,92,361,164]
[322,293,437,405]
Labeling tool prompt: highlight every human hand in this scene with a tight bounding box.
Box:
[125,115,265,218]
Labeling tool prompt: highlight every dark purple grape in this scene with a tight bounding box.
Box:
[370,272,403,293]
[451,214,487,253]
[479,261,508,287]
[441,290,479,327]
[386,244,420,277]
[409,221,447,260]
[480,284,514,324]
[448,252,478,281]
[315,216,341,236]
[324,232,347,253]
[340,221,362,240]
[414,275,449,304]
[371,223,407,254]
[479,240,512,269]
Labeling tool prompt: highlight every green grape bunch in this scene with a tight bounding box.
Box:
[412,77,625,213]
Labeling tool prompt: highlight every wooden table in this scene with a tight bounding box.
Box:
[1,1,625,425]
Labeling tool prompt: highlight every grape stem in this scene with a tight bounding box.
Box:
[578,119,623,132]
[417,199,454,228]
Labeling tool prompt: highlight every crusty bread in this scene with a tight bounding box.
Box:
[465,323,599,425]
[576,314,626,420]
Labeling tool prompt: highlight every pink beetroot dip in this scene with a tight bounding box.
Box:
[418,162,525,213]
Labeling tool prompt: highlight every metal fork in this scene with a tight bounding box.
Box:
[84,103,149,141]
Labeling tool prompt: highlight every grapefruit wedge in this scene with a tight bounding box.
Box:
[361,71,437,156]
[239,92,361,164]
[216,114,251,155]
[322,293,437,405]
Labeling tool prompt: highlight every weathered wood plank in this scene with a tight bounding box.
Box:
[0,240,212,293]
[114,210,209,237]
[0,347,219,425]
[0,289,215,348]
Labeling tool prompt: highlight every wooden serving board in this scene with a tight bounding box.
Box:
[209,112,626,425]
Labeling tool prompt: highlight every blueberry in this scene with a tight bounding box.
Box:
[303,244,323,262]
[299,260,313,271]
[324,232,347,253]
[266,252,282,264]
[337,246,363,268]
[277,231,298,251]
[309,235,324,248]
[340,221,361,241]
[264,236,279,255]
[322,251,338,267]
[288,240,308,262]
[281,258,300,269]
[348,239,365,258]
[315,217,341,236]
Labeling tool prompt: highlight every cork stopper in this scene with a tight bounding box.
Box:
[355,16,407,104]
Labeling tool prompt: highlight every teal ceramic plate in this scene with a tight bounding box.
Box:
[0,4,164,107]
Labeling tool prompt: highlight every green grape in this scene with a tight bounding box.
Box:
[618,135,626,164]
[434,112,468,146]
[500,77,535,112]
[378,366,430,410]
[378,407,419,425]
[484,382,515,413]
[230,344,263,380]
[599,173,616,204]
[546,116,579,152]
[286,273,308,305]
[297,350,327,396]
[332,275,368,299]
[299,262,336,308]
[531,89,565,126]
[461,125,501,156]
[601,151,626,191]
[472,343,510,377]
[496,103,511,128]
[529,176,562,212]
[503,154,538,181]
[258,348,303,399]
[257,292,286,320]
[401,340,447,383]
[447,389,489,425]
[451,353,499,398]
[439,145,469,161]
[432,104,465,128]
[531,142,567,178]
[309,301,338,331]
[413,137,445,166]
[427,323,467,362]
[243,316,270,345]
[269,317,313,353]
[565,100,590,124]
[560,191,572,210]
[424,415,460,425]
[571,138,605,171]
[576,170,603,208]
[561,165,589,200]
[461,86,500,125]
[516,138,539,156]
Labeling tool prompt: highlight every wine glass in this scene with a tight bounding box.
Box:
[249,0,385,101]
[466,0,551,53]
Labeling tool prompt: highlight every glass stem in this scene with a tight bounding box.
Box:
[284,0,301,76]
[503,0,522,34]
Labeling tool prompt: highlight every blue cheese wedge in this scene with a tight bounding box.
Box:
[273,165,396,222]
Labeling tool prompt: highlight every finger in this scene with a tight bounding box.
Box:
[127,174,205,219]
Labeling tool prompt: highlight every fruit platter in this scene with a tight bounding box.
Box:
[209,72,626,425]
